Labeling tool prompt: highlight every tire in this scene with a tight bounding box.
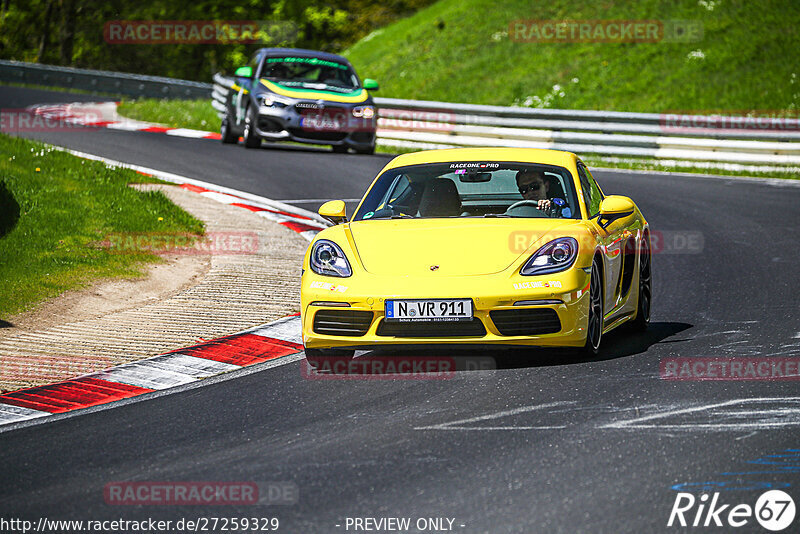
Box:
[242,106,261,148]
[331,144,349,153]
[355,144,376,155]
[304,347,355,371]
[630,233,652,331]
[582,257,604,356]
[220,114,237,144]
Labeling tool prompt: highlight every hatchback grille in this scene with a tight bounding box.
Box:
[313,310,373,337]
[490,309,561,336]
[288,128,348,141]
[376,319,486,338]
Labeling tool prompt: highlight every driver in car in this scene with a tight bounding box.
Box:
[515,169,552,212]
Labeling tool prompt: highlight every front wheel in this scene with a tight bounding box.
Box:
[354,144,375,155]
[582,257,604,356]
[220,115,238,144]
[242,106,261,148]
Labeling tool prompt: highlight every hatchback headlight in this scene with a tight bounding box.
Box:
[520,237,578,276]
[352,106,375,119]
[259,95,287,109]
[310,240,352,277]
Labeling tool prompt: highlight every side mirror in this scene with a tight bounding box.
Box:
[597,195,635,230]
[363,78,379,91]
[234,66,253,78]
[318,200,347,225]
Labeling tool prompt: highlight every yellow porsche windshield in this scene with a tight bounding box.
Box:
[353,162,581,221]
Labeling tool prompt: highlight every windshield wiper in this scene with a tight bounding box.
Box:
[391,214,415,219]
[484,213,511,218]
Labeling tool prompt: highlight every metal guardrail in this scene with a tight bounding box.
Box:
[212,74,800,166]
[0,60,212,99]
[3,61,797,167]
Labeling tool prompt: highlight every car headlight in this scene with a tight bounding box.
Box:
[352,106,375,119]
[258,95,286,109]
[310,240,352,277]
[520,237,578,276]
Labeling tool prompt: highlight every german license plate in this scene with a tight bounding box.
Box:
[385,299,472,322]
[301,112,345,131]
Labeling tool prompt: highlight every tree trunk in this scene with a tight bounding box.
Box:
[37,0,54,63]
[59,0,76,65]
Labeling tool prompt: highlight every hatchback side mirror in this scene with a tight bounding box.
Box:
[234,66,253,78]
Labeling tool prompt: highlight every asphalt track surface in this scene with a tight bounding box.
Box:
[2,86,800,533]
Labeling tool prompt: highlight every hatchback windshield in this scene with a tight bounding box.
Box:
[261,56,359,90]
[352,162,581,221]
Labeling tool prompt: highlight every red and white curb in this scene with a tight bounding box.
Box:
[0,315,303,426]
[0,144,325,427]
[31,101,223,141]
[179,183,326,240]
[51,145,330,241]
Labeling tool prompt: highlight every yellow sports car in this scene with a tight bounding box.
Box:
[301,148,651,360]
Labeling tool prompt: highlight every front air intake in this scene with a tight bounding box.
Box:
[490,309,561,336]
[313,310,373,336]
[376,318,487,337]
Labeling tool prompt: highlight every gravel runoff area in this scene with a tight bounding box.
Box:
[0,185,309,392]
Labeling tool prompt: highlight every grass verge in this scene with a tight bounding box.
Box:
[345,0,800,112]
[0,134,204,317]
[118,98,220,131]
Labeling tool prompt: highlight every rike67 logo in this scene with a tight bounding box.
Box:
[668,490,795,531]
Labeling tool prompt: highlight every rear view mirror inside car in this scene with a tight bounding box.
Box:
[457,171,492,182]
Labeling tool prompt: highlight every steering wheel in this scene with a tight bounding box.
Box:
[504,200,552,218]
[507,200,546,211]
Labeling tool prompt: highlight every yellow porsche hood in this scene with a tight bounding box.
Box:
[346,218,587,276]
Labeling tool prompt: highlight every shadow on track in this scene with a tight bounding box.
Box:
[309,321,693,376]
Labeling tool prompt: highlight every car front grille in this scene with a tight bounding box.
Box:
[313,310,373,337]
[288,128,349,141]
[490,309,562,336]
[376,318,487,338]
